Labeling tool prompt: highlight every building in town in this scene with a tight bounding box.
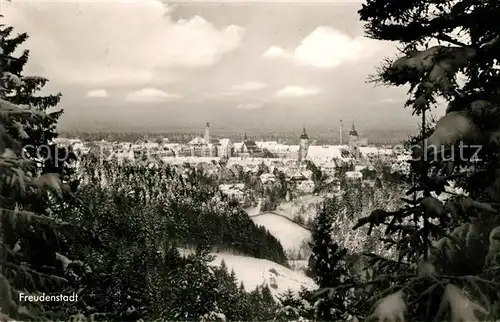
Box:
[236,134,264,157]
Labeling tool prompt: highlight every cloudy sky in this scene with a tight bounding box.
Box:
[2,0,440,135]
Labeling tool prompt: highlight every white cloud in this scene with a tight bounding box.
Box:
[232,82,267,91]
[262,26,379,68]
[2,1,245,86]
[125,88,181,102]
[86,89,108,98]
[275,86,319,98]
[236,103,263,110]
[262,46,289,58]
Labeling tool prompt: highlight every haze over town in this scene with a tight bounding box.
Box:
[2,0,445,138]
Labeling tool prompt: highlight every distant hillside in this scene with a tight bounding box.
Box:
[58,124,417,145]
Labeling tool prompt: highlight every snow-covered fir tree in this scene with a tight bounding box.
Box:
[0,19,93,320]
[350,0,500,321]
[307,198,350,321]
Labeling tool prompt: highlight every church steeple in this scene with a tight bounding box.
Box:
[349,122,358,136]
[298,125,309,163]
[204,121,210,144]
[349,121,359,154]
[243,133,247,141]
[300,126,309,140]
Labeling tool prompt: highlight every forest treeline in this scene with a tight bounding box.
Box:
[77,156,288,265]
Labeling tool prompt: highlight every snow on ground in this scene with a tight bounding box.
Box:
[288,259,309,275]
[212,253,316,297]
[251,212,311,258]
[274,195,324,222]
[245,199,262,217]
[178,249,316,297]
[244,195,324,223]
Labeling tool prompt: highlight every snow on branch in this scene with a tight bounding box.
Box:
[435,284,488,322]
[31,173,63,198]
[384,46,476,90]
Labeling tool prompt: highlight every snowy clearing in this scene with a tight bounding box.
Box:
[251,212,311,258]
[178,249,316,298]
[212,253,316,297]
[274,195,324,222]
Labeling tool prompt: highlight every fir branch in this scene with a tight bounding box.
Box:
[435,33,468,47]
[0,259,68,284]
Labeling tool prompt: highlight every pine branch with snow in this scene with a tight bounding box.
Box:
[351,0,500,320]
[0,19,98,320]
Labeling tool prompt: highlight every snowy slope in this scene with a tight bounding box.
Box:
[288,259,309,274]
[250,212,311,258]
[245,198,262,217]
[178,249,316,298]
[211,253,316,297]
[275,195,324,222]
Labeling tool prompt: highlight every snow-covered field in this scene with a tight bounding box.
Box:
[244,196,324,222]
[288,259,309,274]
[245,199,262,217]
[251,212,311,259]
[274,195,324,222]
[243,196,319,261]
[178,249,316,298]
[211,253,316,297]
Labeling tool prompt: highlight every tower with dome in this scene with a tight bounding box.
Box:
[298,126,309,163]
[349,122,359,158]
[349,122,358,148]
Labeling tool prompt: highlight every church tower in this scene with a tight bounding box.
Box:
[204,122,210,144]
[298,126,309,163]
[349,122,358,146]
[349,122,359,157]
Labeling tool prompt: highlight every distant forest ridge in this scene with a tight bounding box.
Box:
[59,129,412,145]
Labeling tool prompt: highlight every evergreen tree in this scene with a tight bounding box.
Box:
[223,268,240,320]
[0,20,79,225]
[297,286,315,320]
[166,242,220,320]
[229,268,237,287]
[0,19,73,177]
[236,282,252,321]
[248,287,264,321]
[272,287,314,321]
[260,284,277,320]
[308,199,348,287]
[213,261,240,321]
[219,259,228,275]
[351,0,500,320]
[0,20,94,320]
[274,289,302,321]
[305,160,326,193]
[307,198,349,321]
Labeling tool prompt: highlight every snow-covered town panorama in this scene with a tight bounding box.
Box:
[1,0,500,321]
